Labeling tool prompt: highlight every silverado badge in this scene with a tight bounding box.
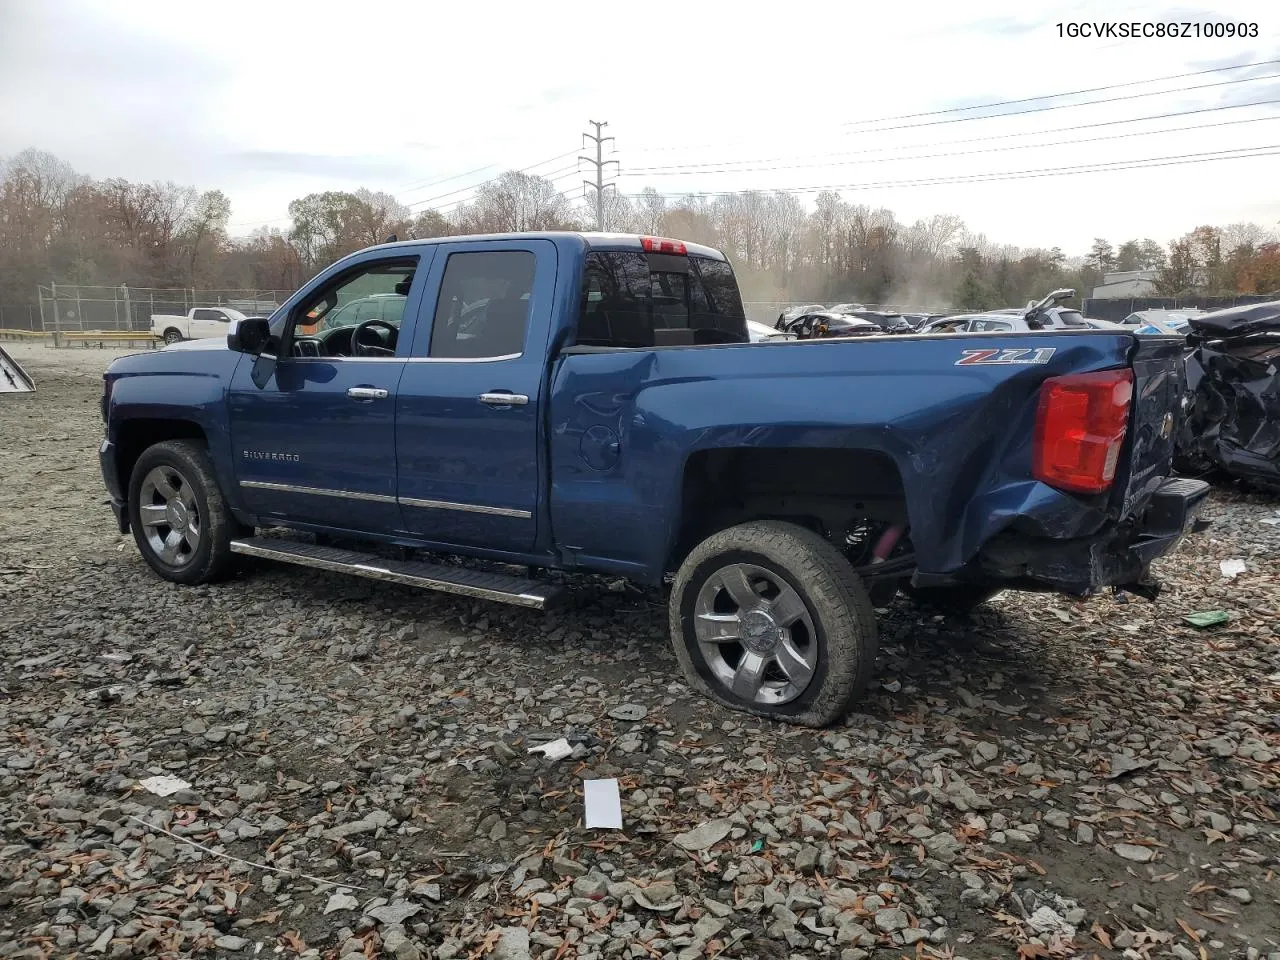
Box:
[242,450,300,462]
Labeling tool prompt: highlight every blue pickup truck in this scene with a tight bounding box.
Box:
[99,232,1208,726]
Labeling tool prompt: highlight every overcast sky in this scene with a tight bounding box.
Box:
[1,0,1277,254]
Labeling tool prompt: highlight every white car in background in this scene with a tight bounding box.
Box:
[150,306,247,344]
[747,319,795,341]
[1121,309,1203,336]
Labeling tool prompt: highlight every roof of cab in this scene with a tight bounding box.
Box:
[351,231,728,262]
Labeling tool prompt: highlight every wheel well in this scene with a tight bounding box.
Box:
[670,447,908,569]
[115,419,207,492]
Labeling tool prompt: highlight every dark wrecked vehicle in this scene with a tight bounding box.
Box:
[780,311,884,339]
[1176,300,1280,489]
[774,303,826,330]
[832,309,916,334]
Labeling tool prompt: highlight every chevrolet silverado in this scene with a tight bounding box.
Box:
[99,232,1208,726]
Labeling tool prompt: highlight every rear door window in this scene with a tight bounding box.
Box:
[429,251,535,359]
[576,251,747,347]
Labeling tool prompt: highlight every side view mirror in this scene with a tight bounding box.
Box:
[228,317,271,355]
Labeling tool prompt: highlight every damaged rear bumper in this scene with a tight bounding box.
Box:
[928,477,1211,598]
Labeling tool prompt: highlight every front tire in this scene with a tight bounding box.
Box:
[127,440,243,584]
[669,521,878,727]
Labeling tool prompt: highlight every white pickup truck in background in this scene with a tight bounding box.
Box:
[150,306,247,344]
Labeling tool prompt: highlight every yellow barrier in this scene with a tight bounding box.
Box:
[56,331,162,349]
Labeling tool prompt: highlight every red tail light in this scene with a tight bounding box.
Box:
[1032,369,1133,494]
[640,236,687,255]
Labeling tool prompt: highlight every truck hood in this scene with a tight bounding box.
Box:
[162,336,232,353]
[105,334,241,380]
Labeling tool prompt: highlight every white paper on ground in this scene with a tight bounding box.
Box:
[583,778,623,829]
[528,738,573,761]
[138,775,192,797]
[1220,558,1247,579]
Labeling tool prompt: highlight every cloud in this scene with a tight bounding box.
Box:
[2,0,1278,255]
[957,16,1043,36]
[222,151,419,181]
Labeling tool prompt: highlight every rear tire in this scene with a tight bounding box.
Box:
[127,439,245,584]
[907,584,1003,617]
[163,328,183,345]
[669,521,878,728]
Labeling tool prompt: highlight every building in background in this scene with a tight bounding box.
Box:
[1091,270,1159,299]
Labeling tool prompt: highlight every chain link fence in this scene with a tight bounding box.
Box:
[36,284,294,333]
[0,304,41,331]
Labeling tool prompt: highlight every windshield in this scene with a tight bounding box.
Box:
[318,295,407,332]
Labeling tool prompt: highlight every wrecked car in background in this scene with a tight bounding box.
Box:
[774,303,826,329]
[778,310,884,338]
[747,319,795,342]
[1176,300,1280,489]
[1,345,35,393]
[1122,309,1205,336]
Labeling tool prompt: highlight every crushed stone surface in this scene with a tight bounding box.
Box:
[2,343,1278,959]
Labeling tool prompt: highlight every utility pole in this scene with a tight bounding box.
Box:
[580,120,619,231]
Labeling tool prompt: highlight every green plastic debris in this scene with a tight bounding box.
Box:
[1183,610,1230,628]
[749,839,764,853]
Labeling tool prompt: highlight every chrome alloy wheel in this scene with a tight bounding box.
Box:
[693,562,818,706]
[138,465,201,566]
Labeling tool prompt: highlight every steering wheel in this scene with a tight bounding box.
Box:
[352,319,397,357]
[292,336,324,358]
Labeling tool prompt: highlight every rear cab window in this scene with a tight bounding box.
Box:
[576,249,747,348]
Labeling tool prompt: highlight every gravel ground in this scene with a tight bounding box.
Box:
[2,343,1278,960]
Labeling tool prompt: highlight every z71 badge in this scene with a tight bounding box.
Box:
[955,347,1057,366]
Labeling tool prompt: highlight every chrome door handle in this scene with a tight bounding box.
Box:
[347,387,388,400]
[478,392,529,406]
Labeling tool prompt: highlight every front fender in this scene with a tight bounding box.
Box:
[105,350,244,510]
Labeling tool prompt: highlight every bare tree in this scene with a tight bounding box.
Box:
[352,189,412,244]
[180,190,231,284]
[7,147,1279,325]
[635,187,667,236]
[456,172,574,233]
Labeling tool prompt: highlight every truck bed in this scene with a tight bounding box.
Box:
[549,330,1186,584]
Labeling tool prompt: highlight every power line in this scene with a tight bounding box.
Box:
[631,56,1280,154]
[426,163,586,215]
[398,150,580,201]
[580,120,620,230]
[834,57,1280,128]
[621,108,1280,180]
[624,144,1280,198]
[405,150,582,209]
[626,98,1280,175]
[393,162,499,195]
[228,151,582,228]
